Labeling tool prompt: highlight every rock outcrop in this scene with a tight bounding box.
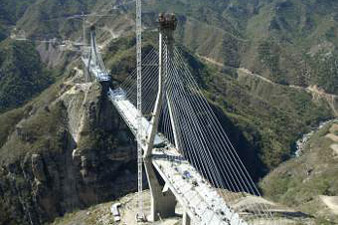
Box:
[0,69,136,225]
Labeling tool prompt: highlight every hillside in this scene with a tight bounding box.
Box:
[0,30,334,224]
[0,66,137,224]
[6,0,337,170]
[0,40,53,112]
[103,33,335,175]
[14,0,338,94]
[0,0,37,41]
[261,120,338,224]
[0,0,338,224]
[243,0,338,95]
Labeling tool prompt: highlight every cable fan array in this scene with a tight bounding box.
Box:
[119,42,276,223]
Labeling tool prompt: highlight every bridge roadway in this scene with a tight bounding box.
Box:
[82,56,110,82]
[108,88,248,225]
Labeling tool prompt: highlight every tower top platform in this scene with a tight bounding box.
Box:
[158,13,178,31]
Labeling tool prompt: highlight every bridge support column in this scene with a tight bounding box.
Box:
[183,210,191,225]
[142,13,179,222]
[144,158,177,221]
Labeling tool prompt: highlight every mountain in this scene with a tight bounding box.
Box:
[8,0,338,169]
[8,0,338,93]
[261,120,338,224]
[0,0,37,41]
[0,68,137,224]
[0,0,54,112]
[243,0,338,94]
[0,0,338,224]
[0,40,53,112]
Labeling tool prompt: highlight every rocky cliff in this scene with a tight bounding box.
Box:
[0,68,136,225]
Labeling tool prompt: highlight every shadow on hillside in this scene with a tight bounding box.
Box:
[210,103,267,183]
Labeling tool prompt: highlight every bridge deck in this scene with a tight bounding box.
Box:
[108,88,248,225]
[82,56,110,82]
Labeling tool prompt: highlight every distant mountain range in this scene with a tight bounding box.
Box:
[4,0,338,93]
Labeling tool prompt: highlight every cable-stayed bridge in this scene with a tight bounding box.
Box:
[82,13,277,225]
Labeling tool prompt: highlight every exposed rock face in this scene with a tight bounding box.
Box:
[0,70,136,225]
[31,154,47,183]
[36,42,70,68]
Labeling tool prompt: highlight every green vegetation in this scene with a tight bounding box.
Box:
[0,107,24,148]
[0,0,334,178]
[0,25,7,42]
[245,0,338,95]
[102,32,333,178]
[0,0,37,40]
[309,50,338,94]
[0,0,37,25]
[205,68,332,172]
[10,0,338,94]
[261,121,338,223]
[0,40,53,112]
[0,101,68,164]
[0,0,337,222]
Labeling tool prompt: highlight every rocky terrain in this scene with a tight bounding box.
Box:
[0,68,137,224]
[262,120,338,224]
[0,0,338,224]
[51,190,316,225]
[0,40,54,112]
[50,191,182,225]
[2,0,338,173]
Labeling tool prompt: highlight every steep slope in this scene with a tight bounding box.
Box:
[103,33,334,176]
[261,120,338,224]
[243,0,338,94]
[0,0,338,223]
[0,68,137,225]
[211,68,325,170]
[11,0,338,94]
[0,40,53,112]
[0,0,37,41]
[0,29,330,224]
[9,0,337,170]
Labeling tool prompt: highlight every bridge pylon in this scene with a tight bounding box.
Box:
[82,26,111,90]
[143,13,181,222]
